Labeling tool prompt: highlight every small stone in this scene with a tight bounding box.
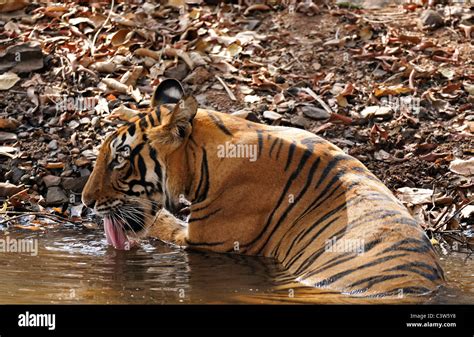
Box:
[301,105,330,120]
[62,176,89,193]
[164,60,189,81]
[263,111,283,121]
[91,116,100,127]
[79,168,91,177]
[0,131,17,142]
[17,132,30,139]
[47,139,58,150]
[43,175,61,187]
[68,120,80,129]
[79,117,91,124]
[420,9,444,30]
[46,186,69,205]
[61,169,74,177]
[75,157,91,167]
[290,115,310,129]
[231,110,260,123]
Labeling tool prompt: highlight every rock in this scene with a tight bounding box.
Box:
[5,167,25,184]
[360,106,393,119]
[79,168,91,177]
[290,115,310,129]
[43,175,61,187]
[47,139,58,150]
[231,110,260,123]
[301,105,330,120]
[420,10,444,30]
[46,186,69,205]
[62,176,89,193]
[164,60,189,81]
[0,43,43,73]
[0,182,24,197]
[263,111,283,121]
[68,120,80,129]
[75,157,91,167]
[0,131,17,142]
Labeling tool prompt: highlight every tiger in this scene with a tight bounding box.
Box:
[82,78,445,299]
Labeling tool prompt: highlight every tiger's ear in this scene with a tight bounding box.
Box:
[151,78,184,108]
[150,95,198,143]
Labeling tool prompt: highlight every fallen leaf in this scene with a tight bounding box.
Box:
[0,72,20,90]
[374,85,412,97]
[449,158,474,176]
[397,187,434,205]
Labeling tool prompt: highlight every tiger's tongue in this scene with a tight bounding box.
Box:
[104,216,130,250]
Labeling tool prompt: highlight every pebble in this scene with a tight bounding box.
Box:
[420,9,444,30]
[47,139,58,150]
[43,175,61,187]
[263,111,283,121]
[46,186,69,205]
[301,105,330,120]
[62,176,89,192]
[290,115,310,129]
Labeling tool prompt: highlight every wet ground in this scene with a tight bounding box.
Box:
[0,226,472,304]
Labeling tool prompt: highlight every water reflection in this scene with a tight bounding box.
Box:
[0,226,472,304]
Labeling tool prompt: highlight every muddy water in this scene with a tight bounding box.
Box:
[0,225,472,304]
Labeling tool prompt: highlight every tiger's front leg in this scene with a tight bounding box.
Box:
[146,208,188,247]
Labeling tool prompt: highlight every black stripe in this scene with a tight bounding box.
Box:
[188,208,222,223]
[267,157,322,255]
[139,117,148,131]
[127,123,136,137]
[256,130,263,158]
[193,148,210,203]
[378,238,431,256]
[284,141,297,171]
[384,262,442,281]
[207,111,232,136]
[269,137,280,159]
[347,273,409,291]
[148,112,155,127]
[276,138,284,161]
[314,154,352,190]
[310,253,408,286]
[242,149,313,251]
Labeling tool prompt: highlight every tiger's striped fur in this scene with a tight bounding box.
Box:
[82,79,444,298]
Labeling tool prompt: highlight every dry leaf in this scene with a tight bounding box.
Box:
[0,72,20,90]
[449,158,474,176]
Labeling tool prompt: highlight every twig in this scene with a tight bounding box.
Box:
[90,0,115,58]
[433,200,474,233]
[215,75,237,101]
[0,211,81,226]
[302,87,333,115]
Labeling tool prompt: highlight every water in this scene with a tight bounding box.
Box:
[0,225,472,304]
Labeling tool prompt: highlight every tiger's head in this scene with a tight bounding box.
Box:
[82,79,198,250]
